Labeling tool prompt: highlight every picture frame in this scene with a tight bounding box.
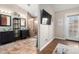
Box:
[0,14,11,26]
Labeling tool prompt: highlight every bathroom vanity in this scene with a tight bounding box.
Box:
[0,14,29,45]
[0,31,15,45]
[20,30,30,39]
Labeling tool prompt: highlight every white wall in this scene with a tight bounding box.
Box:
[54,7,79,39]
[39,4,55,50]
[17,4,39,17]
[53,4,79,12]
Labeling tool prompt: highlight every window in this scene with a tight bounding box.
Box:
[66,15,79,40]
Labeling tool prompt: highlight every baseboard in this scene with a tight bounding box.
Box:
[55,37,65,40]
[39,37,65,51]
[40,37,55,51]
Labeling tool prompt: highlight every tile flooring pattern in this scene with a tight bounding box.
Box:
[0,37,37,54]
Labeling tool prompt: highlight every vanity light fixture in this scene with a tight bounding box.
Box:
[0,9,12,14]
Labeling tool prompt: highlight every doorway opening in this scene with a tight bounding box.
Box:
[27,12,38,37]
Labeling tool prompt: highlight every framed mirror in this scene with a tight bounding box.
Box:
[41,9,52,25]
[0,14,11,26]
[21,18,26,27]
[42,17,48,24]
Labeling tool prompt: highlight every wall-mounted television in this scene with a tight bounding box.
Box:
[21,18,26,27]
[0,14,11,26]
[41,9,52,25]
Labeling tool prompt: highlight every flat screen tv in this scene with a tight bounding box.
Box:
[0,14,11,26]
[41,9,52,25]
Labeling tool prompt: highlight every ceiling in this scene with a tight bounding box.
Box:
[16,4,79,15]
[51,4,79,12]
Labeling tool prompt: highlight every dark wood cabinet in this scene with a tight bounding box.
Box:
[20,30,30,39]
[0,31,15,45]
[0,30,30,45]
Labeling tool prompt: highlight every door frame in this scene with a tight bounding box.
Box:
[27,12,37,37]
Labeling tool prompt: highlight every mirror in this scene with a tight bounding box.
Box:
[42,18,48,24]
[21,18,26,27]
[0,14,11,26]
[41,9,52,25]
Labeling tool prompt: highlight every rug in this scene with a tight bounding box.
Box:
[53,43,79,54]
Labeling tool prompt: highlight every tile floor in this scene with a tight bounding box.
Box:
[0,37,37,54]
